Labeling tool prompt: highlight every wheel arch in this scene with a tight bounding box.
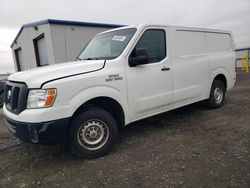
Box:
[72,96,126,129]
[213,74,227,91]
[209,68,229,96]
[67,86,128,128]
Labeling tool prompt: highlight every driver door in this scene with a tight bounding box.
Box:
[125,28,173,121]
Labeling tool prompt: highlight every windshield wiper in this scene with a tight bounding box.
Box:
[86,57,98,60]
[80,57,110,60]
[77,57,98,60]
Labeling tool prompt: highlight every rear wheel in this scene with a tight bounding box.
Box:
[206,80,225,109]
[68,107,118,158]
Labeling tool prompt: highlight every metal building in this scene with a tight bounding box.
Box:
[11,19,122,72]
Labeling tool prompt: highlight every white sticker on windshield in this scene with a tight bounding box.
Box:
[112,35,126,41]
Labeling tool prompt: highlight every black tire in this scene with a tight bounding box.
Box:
[206,80,226,109]
[68,107,118,159]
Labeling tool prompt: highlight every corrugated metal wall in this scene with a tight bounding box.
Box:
[11,23,114,72]
[11,24,54,71]
[50,25,111,63]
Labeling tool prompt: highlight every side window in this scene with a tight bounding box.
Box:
[133,29,166,63]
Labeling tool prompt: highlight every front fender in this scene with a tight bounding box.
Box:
[67,86,129,124]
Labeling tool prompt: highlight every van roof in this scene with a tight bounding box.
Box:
[98,24,232,36]
[11,21,232,48]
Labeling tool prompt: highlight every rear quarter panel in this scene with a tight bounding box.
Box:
[207,31,236,94]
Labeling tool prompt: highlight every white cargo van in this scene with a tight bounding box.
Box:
[3,24,236,158]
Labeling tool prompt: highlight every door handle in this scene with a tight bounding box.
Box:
[161,67,170,71]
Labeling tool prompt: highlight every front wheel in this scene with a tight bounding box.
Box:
[206,80,225,109]
[68,107,118,158]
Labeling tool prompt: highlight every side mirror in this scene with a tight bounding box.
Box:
[129,48,148,67]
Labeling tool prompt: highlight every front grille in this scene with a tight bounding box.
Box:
[4,81,28,114]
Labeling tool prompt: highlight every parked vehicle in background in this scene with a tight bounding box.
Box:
[3,24,236,158]
[0,80,6,108]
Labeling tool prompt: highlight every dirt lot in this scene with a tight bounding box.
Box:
[0,71,250,188]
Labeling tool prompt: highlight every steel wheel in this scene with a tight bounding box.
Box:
[77,119,109,150]
[214,87,223,104]
[68,107,118,158]
[207,79,225,109]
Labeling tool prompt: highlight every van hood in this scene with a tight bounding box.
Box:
[8,60,105,88]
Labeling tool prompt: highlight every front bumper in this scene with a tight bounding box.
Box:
[4,115,70,144]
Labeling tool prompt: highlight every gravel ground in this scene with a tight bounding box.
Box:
[0,71,249,188]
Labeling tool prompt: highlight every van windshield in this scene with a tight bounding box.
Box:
[78,28,136,60]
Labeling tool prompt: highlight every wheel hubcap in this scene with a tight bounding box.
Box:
[214,87,223,104]
[77,119,109,150]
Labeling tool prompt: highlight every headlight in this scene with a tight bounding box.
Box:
[27,89,57,109]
